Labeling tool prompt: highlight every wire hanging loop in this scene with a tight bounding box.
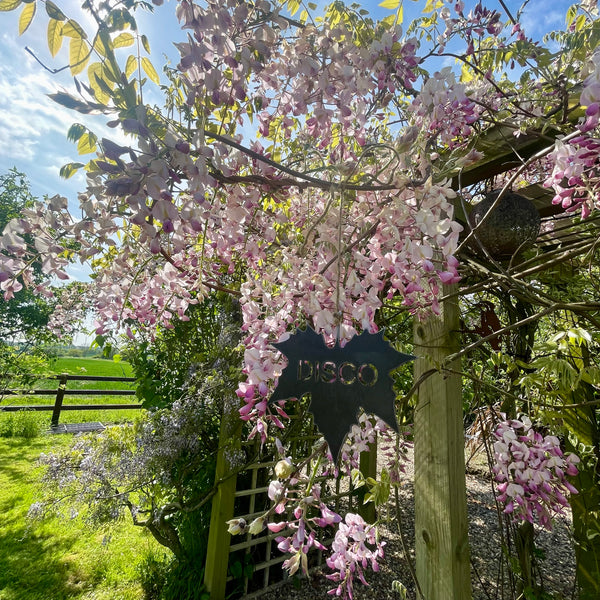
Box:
[334,184,345,344]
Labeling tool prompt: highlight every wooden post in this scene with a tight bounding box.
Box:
[204,399,242,599]
[413,284,472,600]
[357,434,377,523]
[50,373,68,429]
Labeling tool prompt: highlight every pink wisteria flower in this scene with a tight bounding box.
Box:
[340,412,410,482]
[492,416,580,531]
[544,51,600,219]
[325,513,385,599]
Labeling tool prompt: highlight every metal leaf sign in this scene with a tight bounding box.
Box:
[270,327,415,461]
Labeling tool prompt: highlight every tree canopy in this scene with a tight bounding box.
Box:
[0,168,56,343]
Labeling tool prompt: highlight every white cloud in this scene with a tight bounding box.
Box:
[0,1,168,198]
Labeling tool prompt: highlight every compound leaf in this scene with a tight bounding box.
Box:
[18,1,35,34]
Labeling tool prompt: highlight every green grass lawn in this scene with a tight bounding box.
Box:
[0,435,162,600]
[49,356,134,380]
[1,357,140,431]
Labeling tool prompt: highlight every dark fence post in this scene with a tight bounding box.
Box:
[51,373,68,429]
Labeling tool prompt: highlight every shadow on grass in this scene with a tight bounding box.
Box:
[0,436,92,600]
[0,511,88,600]
[0,437,48,484]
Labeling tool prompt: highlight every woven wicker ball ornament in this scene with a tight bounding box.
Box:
[468,190,541,258]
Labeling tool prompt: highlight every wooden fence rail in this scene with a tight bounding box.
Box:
[0,373,140,429]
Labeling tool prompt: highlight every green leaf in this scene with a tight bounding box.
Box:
[378,0,400,9]
[93,34,111,57]
[18,1,35,34]
[107,7,135,31]
[0,0,21,11]
[286,0,300,16]
[69,36,89,75]
[141,34,150,54]
[47,18,63,57]
[424,0,443,12]
[113,31,134,48]
[575,14,587,32]
[125,54,138,78]
[88,63,112,104]
[44,0,64,20]
[48,91,103,114]
[77,131,98,154]
[141,57,159,84]
[59,162,84,179]
[62,19,86,39]
[351,468,365,489]
[67,123,86,142]
[92,335,106,348]
[392,581,408,600]
[565,4,577,27]
[93,72,115,103]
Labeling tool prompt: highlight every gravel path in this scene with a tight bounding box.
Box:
[260,449,577,600]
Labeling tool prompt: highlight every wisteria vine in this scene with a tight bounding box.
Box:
[0,0,597,595]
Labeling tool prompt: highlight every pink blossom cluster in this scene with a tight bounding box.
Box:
[265,480,386,600]
[270,481,336,577]
[237,414,405,598]
[325,513,385,599]
[544,52,600,218]
[231,450,342,579]
[579,51,600,132]
[340,413,410,483]
[410,67,482,148]
[544,136,600,219]
[0,196,72,300]
[248,443,386,600]
[492,416,580,530]
[0,1,469,386]
[235,179,462,436]
[176,0,421,153]
[0,1,512,444]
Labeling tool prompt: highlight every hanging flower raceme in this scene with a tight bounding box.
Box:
[236,181,462,438]
[325,513,385,599]
[544,136,600,219]
[492,416,580,530]
[544,50,600,219]
[410,67,483,148]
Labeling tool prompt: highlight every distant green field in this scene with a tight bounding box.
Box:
[49,356,134,379]
[0,435,160,600]
[1,356,140,431]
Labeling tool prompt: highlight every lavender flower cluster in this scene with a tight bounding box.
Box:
[33,389,222,533]
[492,416,580,530]
[325,513,385,599]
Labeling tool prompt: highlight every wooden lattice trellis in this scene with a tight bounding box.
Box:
[204,405,378,599]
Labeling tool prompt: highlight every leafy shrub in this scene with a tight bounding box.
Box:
[125,295,242,411]
[31,295,244,599]
[0,343,51,386]
[138,549,170,600]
